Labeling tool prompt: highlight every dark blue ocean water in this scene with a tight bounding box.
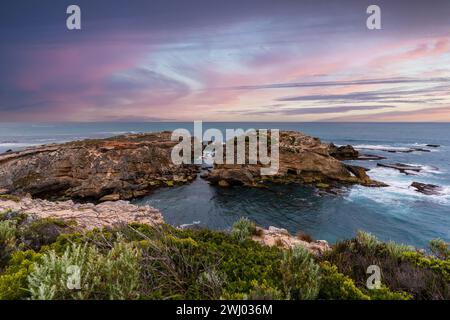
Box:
[1,122,449,248]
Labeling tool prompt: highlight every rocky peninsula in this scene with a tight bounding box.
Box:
[0,132,198,202]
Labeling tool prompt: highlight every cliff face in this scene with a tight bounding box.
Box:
[203,131,384,187]
[0,132,198,201]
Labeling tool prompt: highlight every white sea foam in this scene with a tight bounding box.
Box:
[179,221,201,229]
[353,144,412,152]
[348,166,450,206]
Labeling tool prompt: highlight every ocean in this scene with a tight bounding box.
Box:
[1,122,449,248]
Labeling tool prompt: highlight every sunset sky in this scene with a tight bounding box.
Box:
[1,0,450,122]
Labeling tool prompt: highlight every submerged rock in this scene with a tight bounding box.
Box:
[0,132,199,201]
[203,131,385,188]
[377,163,423,175]
[410,182,442,196]
[0,196,164,230]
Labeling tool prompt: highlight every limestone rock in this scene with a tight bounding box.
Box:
[0,196,164,230]
[0,132,199,201]
[203,131,384,188]
[252,226,330,255]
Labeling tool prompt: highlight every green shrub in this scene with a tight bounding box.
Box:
[385,241,414,259]
[280,245,320,300]
[27,241,140,300]
[231,217,256,243]
[0,220,17,270]
[19,218,71,250]
[318,262,369,300]
[429,239,450,260]
[366,287,412,300]
[0,250,42,300]
[323,235,450,300]
[356,231,379,253]
[0,194,21,202]
[0,220,16,242]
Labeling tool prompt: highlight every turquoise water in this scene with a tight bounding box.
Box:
[1,122,449,247]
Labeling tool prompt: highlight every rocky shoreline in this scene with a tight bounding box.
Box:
[0,132,198,202]
[0,129,443,253]
[0,130,386,202]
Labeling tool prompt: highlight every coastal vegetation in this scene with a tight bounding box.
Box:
[0,212,448,300]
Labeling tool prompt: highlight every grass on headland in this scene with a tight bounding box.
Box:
[0,211,448,300]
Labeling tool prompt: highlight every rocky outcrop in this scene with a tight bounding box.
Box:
[0,196,164,230]
[410,182,442,196]
[377,163,423,174]
[251,226,330,255]
[328,144,359,160]
[0,132,198,201]
[203,131,385,188]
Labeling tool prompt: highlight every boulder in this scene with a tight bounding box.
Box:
[328,143,359,160]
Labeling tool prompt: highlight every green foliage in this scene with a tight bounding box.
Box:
[401,251,450,282]
[0,194,21,202]
[280,245,320,300]
[231,217,256,243]
[0,214,448,301]
[429,239,450,260]
[366,287,412,300]
[138,226,282,299]
[356,230,380,253]
[324,236,450,300]
[19,218,72,250]
[0,250,42,300]
[0,220,16,242]
[0,220,17,270]
[318,262,369,300]
[27,241,140,300]
[385,241,415,259]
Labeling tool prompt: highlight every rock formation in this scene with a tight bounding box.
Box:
[377,163,423,174]
[328,143,360,160]
[0,132,198,201]
[0,196,164,230]
[251,226,330,255]
[410,182,443,196]
[203,131,385,188]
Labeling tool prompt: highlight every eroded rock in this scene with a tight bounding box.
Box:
[0,132,199,201]
[377,163,423,175]
[252,226,330,255]
[410,182,442,195]
[0,196,164,230]
[203,131,385,188]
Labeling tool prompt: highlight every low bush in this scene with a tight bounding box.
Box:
[280,245,320,300]
[231,217,256,243]
[318,262,369,300]
[0,213,448,301]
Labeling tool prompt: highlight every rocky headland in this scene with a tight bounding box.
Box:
[0,132,198,202]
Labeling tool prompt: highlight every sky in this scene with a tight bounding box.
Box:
[0,0,450,122]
